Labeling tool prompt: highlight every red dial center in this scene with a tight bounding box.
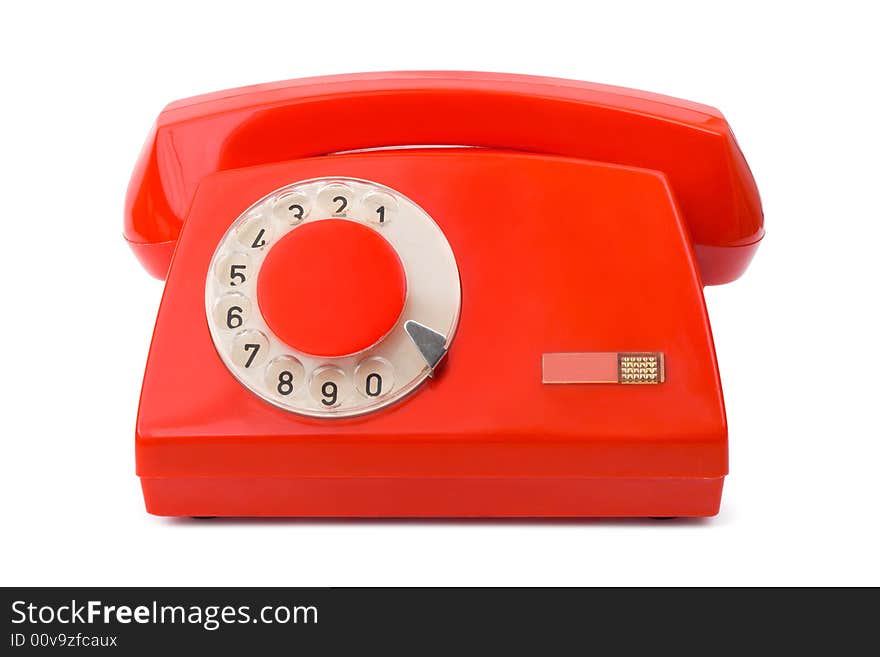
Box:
[257,219,407,357]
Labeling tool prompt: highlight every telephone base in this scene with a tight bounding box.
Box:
[137,150,728,519]
[141,476,723,518]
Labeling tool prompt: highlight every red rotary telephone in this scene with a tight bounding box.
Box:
[126,72,763,517]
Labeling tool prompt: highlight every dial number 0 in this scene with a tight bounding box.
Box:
[365,373,382,397]
[354,358,394,399]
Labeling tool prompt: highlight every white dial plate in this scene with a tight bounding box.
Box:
[205,177,461,418]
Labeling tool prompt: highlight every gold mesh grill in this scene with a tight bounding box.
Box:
[618,353,665,384]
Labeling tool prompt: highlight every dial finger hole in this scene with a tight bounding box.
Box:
[235,212,273,251]
[309,365,349,408]
[213,292,251,331]
[215,252,252,288]
[317,183,353,217]
[231,329,269,369]
[265,356,305,398]
[354,357,395,398]
[273,191,310,225]
[362,191,397,226]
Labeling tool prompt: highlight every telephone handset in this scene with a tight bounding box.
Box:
[127,72,763,517]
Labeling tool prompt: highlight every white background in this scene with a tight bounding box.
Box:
[2,1,877,586]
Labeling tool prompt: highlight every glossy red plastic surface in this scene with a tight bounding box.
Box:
[125,72,763,285]
[136,149,727,517]
[257,219,406,357]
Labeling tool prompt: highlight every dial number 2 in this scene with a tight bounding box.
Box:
[317,183,353,217]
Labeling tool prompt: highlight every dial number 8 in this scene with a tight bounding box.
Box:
[277,370,294,395]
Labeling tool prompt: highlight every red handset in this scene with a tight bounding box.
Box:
[126,72,762,284]
[127,72,762,517]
